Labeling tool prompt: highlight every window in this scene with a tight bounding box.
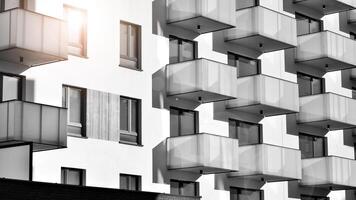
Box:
[170,180,199,197]
[229,119,261,146]
[297,73,324,96]
[62,86,86,137]
[230,187,263,200]
[64,5,87,57]
[228,52,260,77]
[120,96,141,145]
[170,107,198,137]
[301,195,329,200]
[299,133,327,159]
[169,36,196,64]
[296,13,323,36]
[351,32,356,40]
[0,72,24,102]
[236,0,259,10]
[0,0,23,11]
[120,174,141,191]
[120,21,141,69]
[352,88,356,99]
[61,167,85,186]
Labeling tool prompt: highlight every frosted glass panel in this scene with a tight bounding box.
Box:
[0,144,31,181]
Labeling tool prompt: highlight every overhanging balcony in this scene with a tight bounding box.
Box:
[293,0,356,15]
[297,93,356,130]
[229,144,301,182]
[0,100,67,151]
[166,58,237,103]
[167,133,239,174]
[225,74,299,117]
[166,0,235,34]
[0,9,67,67]
[296,31,356,72]
[301,156,356,190]
[224,6,297,53]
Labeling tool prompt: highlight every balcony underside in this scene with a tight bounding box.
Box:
[0,140,64,152]
[301,183,356,190]
[226,35,295,53]
[229,173,299,182]
[0,47,66,67]
[170,166,237,175]
[227,103,298,117]
[296,57,356,72]
[298,119,356,130]
[294,0,355,15]
[168,90,235,103]
[168,16,234,34]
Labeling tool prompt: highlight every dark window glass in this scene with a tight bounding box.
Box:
[1,74,22,102]
[61,168,85,186]
[299,133,326,159]
[236,0,258,10]
[120,174,141,191]
[170,107,198,137]
[169,36,196,64]
[120,21,141,69]
[62,86,85,137]
[170,180,199,197]
[229,119,261,146]
[351,32,356,40]
[228,53,259,77]
[296,13,322,36]
[231,187,262,200]
[120,97,141,145]
[352,89,356,99]
[297,73,323,96]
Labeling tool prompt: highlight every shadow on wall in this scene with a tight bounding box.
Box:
[289,181,331,199]
[214,174,265,191]
[152,140,201,185]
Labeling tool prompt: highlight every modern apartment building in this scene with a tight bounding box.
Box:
[1,0,356,199]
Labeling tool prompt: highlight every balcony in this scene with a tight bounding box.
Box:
[0,9,67,67]
[166,58,237,103]
[166,0,235,34]
[293,0,356,15]
[166,133,239,174]
[301,156,356,190]
[224,6,297,53]
[229,144,301,181]
[297,93,356,130]
[296,31,356,72]
[348,9,356,23]
[225,74,299,117]
[0,100,67,151]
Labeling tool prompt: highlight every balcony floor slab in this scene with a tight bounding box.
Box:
[296,57,356,73]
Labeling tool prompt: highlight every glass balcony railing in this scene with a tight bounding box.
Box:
[166,58,237,103]
[224,6,297,53]
[293,0,356,15]
[229,144,302,181]
[296,31,356,72]
[301,156,356,190]
[0,100,67,151]
[0,9,67,67]
[226,74,299,117]
[166,0,235,34]
[298,93,356,130]
[166,133,239,174]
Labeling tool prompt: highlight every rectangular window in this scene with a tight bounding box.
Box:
[0,73,24,102]
[299,133,327,159]
[296,13,322,36]
[120,174,141,191]
[62,86,86,137]
[297,73,324,96]
[169,36,196,64]
[120,21,141,70]
[0,0,24,11]
[64,5,87,57]
[351,32,356,40]
[301,195,329,200]
[352,88,356,99]
[228,52,260,77]
[170,180,199,197]
[230,187,263,200]
[170,107,198,137]
[236,0,259,10]
[229,119,261,146]
[120,96,141,145]
[61,167,85,186]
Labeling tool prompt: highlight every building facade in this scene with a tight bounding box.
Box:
[1,0,356,199]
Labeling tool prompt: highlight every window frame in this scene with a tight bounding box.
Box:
[170,107,199,137]
[229,119,262,146]
[169,35,197,64]
[119,173,142,191]
[63,4,88,57]
[170,179,200,197]
[297,72,325,97]
[61,167,86,186]
[230,187,264,200]
[296,13,323,36]
[62,85,87,138]
[299,132,327,159]
[228,52,261,77]
[119,96,142,145]
[0,72,25,102]
[120,20,142,70]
